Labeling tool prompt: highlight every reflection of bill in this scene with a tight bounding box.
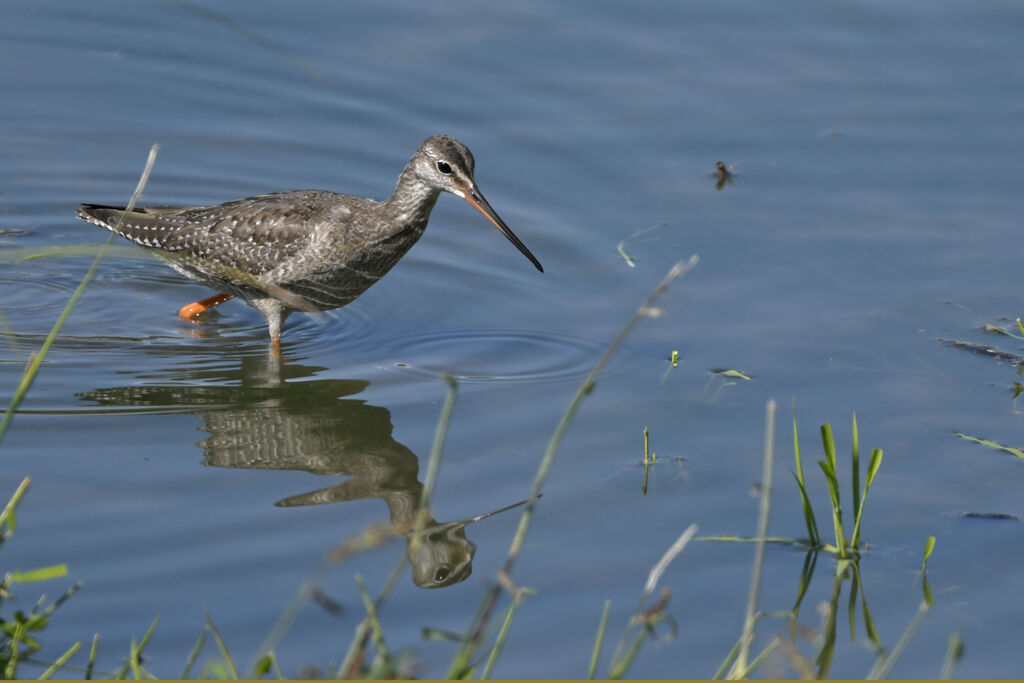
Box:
[77,357,519,589]
[268,438,476,590]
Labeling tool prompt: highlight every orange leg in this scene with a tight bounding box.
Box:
[178,293,233,322]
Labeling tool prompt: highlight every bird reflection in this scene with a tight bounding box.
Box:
[77,354,476,588]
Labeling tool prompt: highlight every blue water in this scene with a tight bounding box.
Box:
[3,0,1024,678]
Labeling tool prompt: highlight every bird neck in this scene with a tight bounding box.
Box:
[383,167,443,235]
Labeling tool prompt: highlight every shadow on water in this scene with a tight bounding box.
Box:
[76,353,485,589]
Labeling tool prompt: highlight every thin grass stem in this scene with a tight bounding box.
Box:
[181,627,207,680]
[354,574,392,676]
[411,374,457,547]
[587,600,611,680]
[480,588,532,679]
[85,633,99,681]
[712,633,741,680]
[939,632,964,679]
[609,524,697,677]
[448,256,699,676]
[205,611,239,680]
[129,636,141,680]
[0,144,159,447]
[0,476,31,538]
[337,556,407,679]
[608,626,650,680]
[866,601,930,679]
[731,399,776,678]
[38,640,81,680]
[734,636,781,680]
[851,414,861,535]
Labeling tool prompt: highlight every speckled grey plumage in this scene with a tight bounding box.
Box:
[76,135,542,342]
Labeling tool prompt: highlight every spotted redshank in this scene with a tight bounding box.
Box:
[76,135,543,346]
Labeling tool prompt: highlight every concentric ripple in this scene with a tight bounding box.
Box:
[377,327,616,385]
[0,273,79,318]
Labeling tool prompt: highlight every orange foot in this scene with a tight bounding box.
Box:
[178,293,234,322]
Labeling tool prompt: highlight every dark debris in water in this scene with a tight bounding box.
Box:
[957,512,1021,522]
[938,338,1024,366]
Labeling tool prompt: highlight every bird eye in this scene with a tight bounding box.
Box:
[436,161,453,175]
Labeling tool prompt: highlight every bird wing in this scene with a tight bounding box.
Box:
[77,191,380,312]
[78,191,340,275]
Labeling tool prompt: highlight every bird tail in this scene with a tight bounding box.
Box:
[75,203,131,233]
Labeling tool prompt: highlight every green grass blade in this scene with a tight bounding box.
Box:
[813,570,843,678]
[6,619,25,678]
[269,652,285,680]
[922,573,935,607]
[820,423,837,472]
[355,574,393,677]
[792,406,820,545]
[866,447,883,486]
[181,626,207,680]
[129,636,141,680]
[847,571,859,643]
[38,640,82,680]
[0,476,31,538]
[818,425,845,556]
[852,562,881,650]
[608,627,649,680]
[85,634,99,681]
[0,145,159,447]
[253,654,273,677]
[850,449,883,550]
[587,600,611,680]
[712,633,741,680]
[817,457,845,558]
[136,616,159,652]
[205,612,239,680]
[952,432,1024,459]
[694,535,801,544]
[336,556,407,679]
[8,564,67,583]
[851,414,861,530]
[789,550,818,621]
[922,536,936,572]
[616,240,635,267]
[733,636,781,680]
[132,616,159,679]
[480,587,533,679]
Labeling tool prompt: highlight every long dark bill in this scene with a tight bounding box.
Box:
[462,187,544,273]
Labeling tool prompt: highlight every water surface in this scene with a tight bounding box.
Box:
[2,1,1024,678]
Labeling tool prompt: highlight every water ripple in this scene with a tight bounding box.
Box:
[375,327,613,385]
